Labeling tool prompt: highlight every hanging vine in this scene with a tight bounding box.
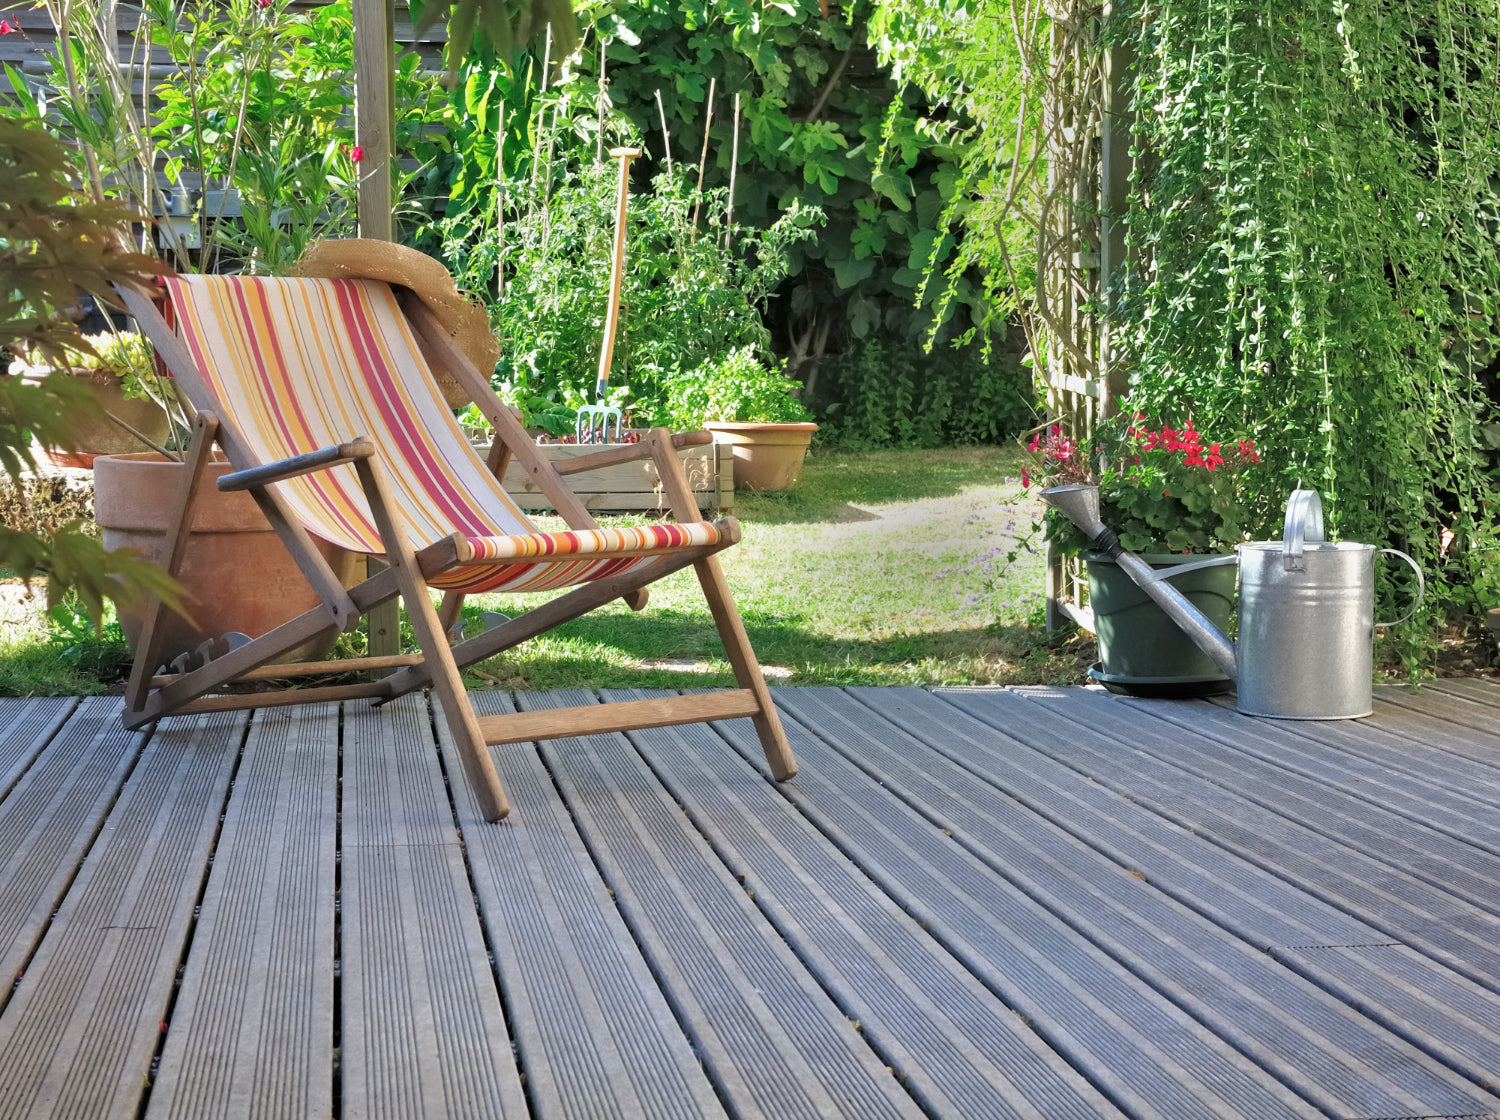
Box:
[1116,0,1500,655]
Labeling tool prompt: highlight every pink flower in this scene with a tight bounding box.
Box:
[1020,466,1031,489]
[348,145,364,163]
[1027,433,1040,453]
[257,0,270,7]
[0,19,16,33]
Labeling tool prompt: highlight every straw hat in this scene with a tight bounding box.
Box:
[291,239,498,409]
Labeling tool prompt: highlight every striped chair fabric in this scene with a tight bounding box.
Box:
[163,274,719,595]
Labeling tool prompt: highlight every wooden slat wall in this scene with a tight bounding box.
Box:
[0,3,445,77]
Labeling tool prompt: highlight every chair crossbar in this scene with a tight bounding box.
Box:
[476,691,761,746]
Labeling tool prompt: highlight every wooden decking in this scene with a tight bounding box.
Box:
[2,680,1500,1119]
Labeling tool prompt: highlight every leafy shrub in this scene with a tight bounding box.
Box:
[437,97,821,431]
[814,337,1032,448]
[659,347,813,429]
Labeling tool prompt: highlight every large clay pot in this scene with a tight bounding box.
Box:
[93,453,361,665]
[34,369,172,469]
[705,421,817,493]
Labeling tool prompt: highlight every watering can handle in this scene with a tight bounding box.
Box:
[1375,549,1426,628]
[1137,553,1239,584]
[1282,489,1326,573]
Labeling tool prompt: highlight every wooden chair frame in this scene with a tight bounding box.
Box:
[116,281,797,821]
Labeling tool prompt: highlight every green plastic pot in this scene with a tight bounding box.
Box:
[1084,550,1238,697]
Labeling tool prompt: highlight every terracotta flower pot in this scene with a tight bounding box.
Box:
[705,421,817,493]
[93,452,361,665]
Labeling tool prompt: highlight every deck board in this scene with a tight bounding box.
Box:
[0,699,145,995]
[2,683,1500,1118]
[525,689,924,1120]
[594,690,1126,1120]
[0,698,75,800]
[1042,689,1500,909]
[341,694,528,1120]
[938,686,1500,994]
[770,687,1493,1119]
[146,703,338,1120]
[455,691,723,1120]
[0,710,244,1120]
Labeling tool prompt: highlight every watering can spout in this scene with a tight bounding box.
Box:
[1040,484,1240,681]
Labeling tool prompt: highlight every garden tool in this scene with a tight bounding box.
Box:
[577,146,641,444]
[1041,484,1424,719]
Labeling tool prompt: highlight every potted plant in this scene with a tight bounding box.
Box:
[1026,416,1277,695]
[662,347,817,492]
[17,330,177,468]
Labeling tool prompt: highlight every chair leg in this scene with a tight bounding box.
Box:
[353,457,511,821]
[437,591,467,638]
[693,555,798,779]
[123,412,220,716]
[640,427,797,779]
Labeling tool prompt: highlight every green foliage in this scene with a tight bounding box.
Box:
[412,0,578,78]
[429,0,1023,442]
[19,0,449,273]
[436,99,820,429]
[865,0,1044,333]
[0,118,184,623]
[144,0,448,271]
[659,346,812,428]
[579,0,988,345]
[1114,0,1500,650]
[813,337,1031,448]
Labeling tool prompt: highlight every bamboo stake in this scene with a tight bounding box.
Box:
[654,89,673,177]
[597,35,607,166]
[689,76,716,243]
[724,92,740,252]
[496,103,506,301]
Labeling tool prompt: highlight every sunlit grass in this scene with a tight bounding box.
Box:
[0,446,1096,695]
[456,445,1092,689]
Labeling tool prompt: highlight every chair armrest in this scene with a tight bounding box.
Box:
[553,430,713,477]
[218,438,375,492]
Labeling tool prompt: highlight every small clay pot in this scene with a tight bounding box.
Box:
[705,422,818,492]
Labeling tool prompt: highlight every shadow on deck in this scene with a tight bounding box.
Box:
[1,680,1499,1119]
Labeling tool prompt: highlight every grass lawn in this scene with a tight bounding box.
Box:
[0,445,1097,696]
[455,444,1093,690]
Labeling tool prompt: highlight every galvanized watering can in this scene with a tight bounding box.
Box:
[1042,485,1424,720]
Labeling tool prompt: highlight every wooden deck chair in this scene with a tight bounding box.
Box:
[116,270,797,821]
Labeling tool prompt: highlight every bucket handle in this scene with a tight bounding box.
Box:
[1136,553,1239,584]
[1282,489,1326,573]
[1375,548,1426,628]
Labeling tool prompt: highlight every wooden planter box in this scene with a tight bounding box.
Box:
[477,434,734,515]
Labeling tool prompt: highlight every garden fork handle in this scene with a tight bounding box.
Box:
[596,146,641,394]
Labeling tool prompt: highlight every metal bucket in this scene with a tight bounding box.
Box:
[1235,491,1423,720]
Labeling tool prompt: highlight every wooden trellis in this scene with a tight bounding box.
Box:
[1034,0,1132,630]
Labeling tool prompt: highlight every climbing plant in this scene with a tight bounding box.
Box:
[1115,0,1500,654]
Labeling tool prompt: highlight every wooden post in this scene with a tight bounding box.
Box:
[1099,1,1134,412]
[352,0,399,657]
[352,0,396,241]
